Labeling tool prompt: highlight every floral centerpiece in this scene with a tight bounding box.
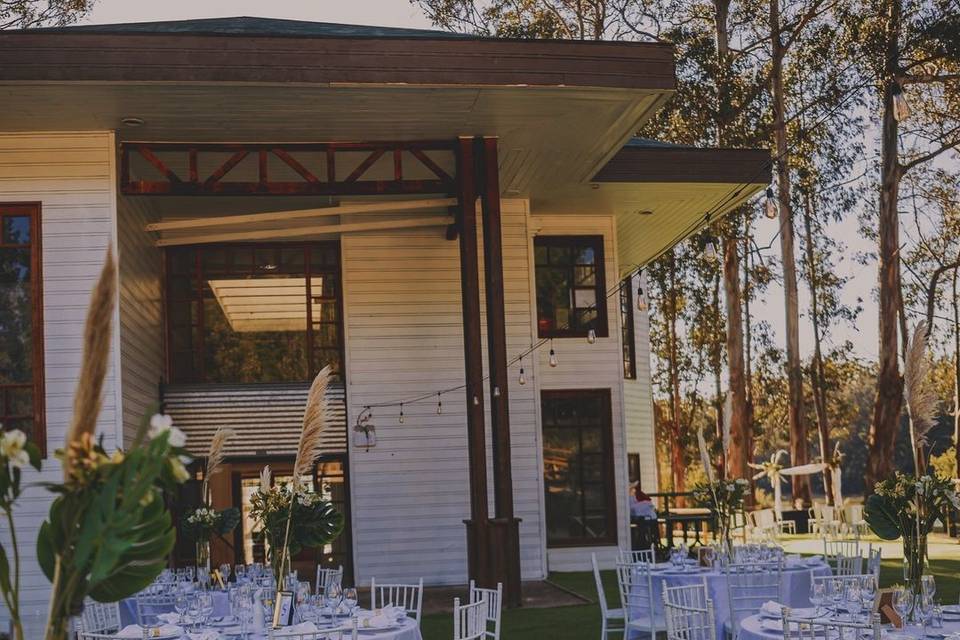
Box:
[692,477,749,551]
[181,427,240,570]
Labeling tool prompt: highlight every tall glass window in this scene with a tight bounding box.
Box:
[0,204,43,451]
[534,235,608,338]
[166,243,342,384]
[541,389,616,546]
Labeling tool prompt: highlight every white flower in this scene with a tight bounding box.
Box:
[0,430,29,469]
[260,465,272,493]
[148,414,187,448]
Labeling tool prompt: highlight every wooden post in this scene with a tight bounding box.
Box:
[456,137,492,587]
[477,137,522,607]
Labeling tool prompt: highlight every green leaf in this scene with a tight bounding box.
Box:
[26,442,41,472]
[36,521,56,581]
[864,493,903,540]
[216,507,241,537]
[0,540,15,600]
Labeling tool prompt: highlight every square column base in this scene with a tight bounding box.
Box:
[464,517,522,608]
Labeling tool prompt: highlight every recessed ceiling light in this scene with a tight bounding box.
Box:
[635,209,654,216]
[121,117,145,127]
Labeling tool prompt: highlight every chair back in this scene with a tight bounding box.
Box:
[616,561,662,636]
[78,599,121,634]
[315,565,344,596]
[824,538,859,572]
[454,596,488,640]
[592,553,612,619]
[618,545,656,565]
[662,581,716,640]
[134,586,176,625]
[724,560,782,637]
[370,577,424,623]
[867,547,882,578]
[469,580,503,640]
[782,607,880,640]
[77,634,120,640]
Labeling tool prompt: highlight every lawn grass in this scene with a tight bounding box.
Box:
[419,557,960,640]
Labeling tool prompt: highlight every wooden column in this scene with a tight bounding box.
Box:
[456,137,492,588]
[477,137,522,607]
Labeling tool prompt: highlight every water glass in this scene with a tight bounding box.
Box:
[893,586,912,623]
[219,563,232,585]
[174,592,189,625]
[830,578,844,612]
[185,565,196,583]
[344,587,358,616]
[860,575,877,613]
[810,581,826,616]
[198,591,215,626]
[923,575,937,602]
[845,583,862,621]
[186,595,202,631]
[328,583,343,614]
[235,564,247,583]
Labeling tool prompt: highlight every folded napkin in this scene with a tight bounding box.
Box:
[156,612,181,624]
[360,613,396,630]
[379,605,406,620]
[116,624,181,638]
[761,618,784,632]
[273,622,320,637]
[760,601,784,618]
[805,555,825,565]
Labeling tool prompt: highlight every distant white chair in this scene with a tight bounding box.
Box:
[78,599,121,634]
[749,509,779,541]
[724,561,782,639]
[824,538,861,574]
[469,580,502,640]
[315,564,344,596]
[616,561,667,638]
[619,545,656,565]
[782,606,880,640]
[843,504,868,536]
[809,504,842,536]
[454,596,488,640]
[663,581,716,640]
[867,547,882,578]
[592,554,625,639]
[134,588,176,625]
[370,577,424,623]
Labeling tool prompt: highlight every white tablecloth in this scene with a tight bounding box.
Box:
[119,591,231,626]
[739,613,960,640]
[629,559,833,639]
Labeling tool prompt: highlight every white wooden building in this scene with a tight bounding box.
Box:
[0,16,768,616]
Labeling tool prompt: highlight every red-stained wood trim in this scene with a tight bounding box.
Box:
[203,149,249,187]
[392,148,402,182]
[258,149,268,186]
[137,145,182,183]
[272,149,319,183]
[188,148,199,183]
[410,148,453,183]
[343,149,384,183]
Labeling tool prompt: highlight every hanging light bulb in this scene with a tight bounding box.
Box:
[892,82,911,121]
[473,395,479,406]
[703,234,719,262]
[587,328,597,344]
[518,356,526,385]
[436,394,442,415]
[398,403,404,424]
[493,386,501,397]
[637,285,648,312]
[549,340,558,368]
[764,186,779,220]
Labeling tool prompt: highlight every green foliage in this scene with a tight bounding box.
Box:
[181,505,241,541]
[0,0,95,29]
[864,472,960,542]
[930,447,957,481]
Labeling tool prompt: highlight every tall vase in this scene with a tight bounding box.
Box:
[902,531,927,623]
[196,538,211,574]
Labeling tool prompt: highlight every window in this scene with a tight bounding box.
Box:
[534,236,608,338]
[0,204,44,452]
[620,281,637,379]
[166,243,342,384]
[541,389,616,546]
[628,453,641,486]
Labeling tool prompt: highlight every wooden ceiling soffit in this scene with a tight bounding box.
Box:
[120,141,457,196]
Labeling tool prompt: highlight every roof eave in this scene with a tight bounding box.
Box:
[594,145,772,184]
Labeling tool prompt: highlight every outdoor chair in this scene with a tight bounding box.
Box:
[77,598,121,634]
[370,577,424,623]
[454,595,488,640]
[842,504,869,536]
[782,607,881,640]
[134,587,176,625]
[469,580,503,640]
[867,547,882,578]
[315,564,344,596]
[723,560,783,639]
[616,560,668,638]
[824,538,860,574]
[663,581,716,640]
[619,544,657,565]
[593,553,625,639]
[748,509,779,541]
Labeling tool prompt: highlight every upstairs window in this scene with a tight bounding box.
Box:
[0,204,45,453]
[534,235,608,338]
[620,281,637,379]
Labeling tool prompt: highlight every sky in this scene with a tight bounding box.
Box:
[80,0,887,363]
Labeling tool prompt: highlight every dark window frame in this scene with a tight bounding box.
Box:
[620,281,637,380]
[534,235,609,339]
[0,203,45,456]
[541,388,617,548]
[163,241,344,385]
[627,453,641,487]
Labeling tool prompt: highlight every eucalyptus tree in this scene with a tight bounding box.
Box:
[0,0,93,29]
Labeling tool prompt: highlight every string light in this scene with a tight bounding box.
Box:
[473,395,480,406]
[518,356,526,385]
[764,187,779,219]
[549,339,558,368]
[637,282,648,312]
[892,82,911,121]
[436,393,442,415]
[493,386,501,397]
[702,233,719,262]
[587,328,597,344]
[398,403,404,424]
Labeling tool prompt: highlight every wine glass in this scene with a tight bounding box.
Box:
[810,581,826,617]
[295,582,312,622]
[860,575,878,616]
[174,592,189,626]
[923,575,937,602]
[186,594,202,632]
[830,578,844,614]
[328,583,343,615]
[343,587,358,617]
[845,582,862,622]
[893,586,912,625]
[235,564,247,583]
[220,563,232,586]
[198,591,215,627]
[185,565,196,584]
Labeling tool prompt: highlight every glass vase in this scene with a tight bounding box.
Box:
[196,538,211,574]
[902,532,927,623]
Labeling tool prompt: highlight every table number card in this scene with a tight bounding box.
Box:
[876,590,903,628]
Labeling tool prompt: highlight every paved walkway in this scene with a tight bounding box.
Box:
[779,532,960,559]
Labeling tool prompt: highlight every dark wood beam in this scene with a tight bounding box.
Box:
[456,137,492,588]
[478,136,522,608]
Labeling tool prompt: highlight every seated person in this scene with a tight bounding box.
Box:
[630,484,657,520]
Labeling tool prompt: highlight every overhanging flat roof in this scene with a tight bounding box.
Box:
[594,138,771,183]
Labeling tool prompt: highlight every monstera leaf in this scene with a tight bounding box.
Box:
[216,507,241,537]
[864,493,903,540]
[293,500,344,552]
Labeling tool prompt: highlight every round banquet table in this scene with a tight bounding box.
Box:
[119,590,230,626]
[739,612,960,640]
[628,558,833,640]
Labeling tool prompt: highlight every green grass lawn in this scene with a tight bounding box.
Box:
[418,558,960,640]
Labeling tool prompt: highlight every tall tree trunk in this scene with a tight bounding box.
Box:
[770,0,811,505]
[723,230,751,481]
[953,267,959,480]
[743,221,756,494]
[713,270,726,478]
[667,250,686,493]
[867,0,905,492]
[801,190,834,504]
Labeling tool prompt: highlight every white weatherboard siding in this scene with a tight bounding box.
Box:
[531,214,631,573]
[623,271,658,492]
[342,198,545,586]
[117,196,163,447]
[0,131,120,623]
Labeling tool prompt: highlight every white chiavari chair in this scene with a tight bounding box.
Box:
[78,634,120,640]
[134,587,177,625]
[593,554,625,639]
[269,630,348,640]
[77,598,122,634]
[724,560,783,639]
[616,561,667,638]
[469,580,502,640]
[315,564,344,596]
[454,596,487,640]
[782,607,881,640]
[663,581,716,640]
[619,545,656,565]
[370,577,424,623]
[824,538,860,573]
[866,547,881,578]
